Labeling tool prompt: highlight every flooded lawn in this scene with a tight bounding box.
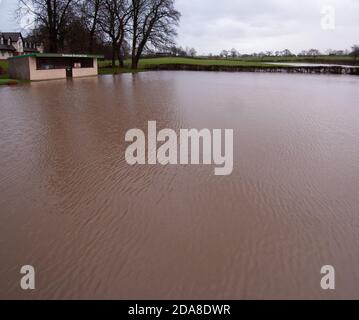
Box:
[1,71,359,299]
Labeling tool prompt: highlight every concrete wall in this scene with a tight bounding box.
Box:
[72,59,98,78]
[28,57,66,81]
[73,67,97,78]
[9,57,99,81]
[8,56,31,80]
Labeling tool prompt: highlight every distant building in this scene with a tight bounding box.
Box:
[154,52,173,57]
[0,32,44,60]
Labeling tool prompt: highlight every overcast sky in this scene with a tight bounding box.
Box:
[1,0,358,54]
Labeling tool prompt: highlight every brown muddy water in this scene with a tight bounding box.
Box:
[1,71,359,300]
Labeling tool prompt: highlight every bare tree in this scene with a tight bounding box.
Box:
[99,0,131,67]
[298,50,308,56]
[18,0,77,52]
[230,48,238,58]
[81,0,104,53]
[18,0,181,64]
[281,49,293,57]
[220,50,229,59]
[307,49,321,57]
[130,0,181,69]
[188,47,196,57]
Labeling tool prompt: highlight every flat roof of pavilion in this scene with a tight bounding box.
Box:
[8,53,105,60]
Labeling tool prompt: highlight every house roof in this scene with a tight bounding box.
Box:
[8,53,105,60]
[0,32,40,53]
[24,48,39,53]
[0,32,23,42]
[0,44,16,51]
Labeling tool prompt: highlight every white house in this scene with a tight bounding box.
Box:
[0,32,43,60]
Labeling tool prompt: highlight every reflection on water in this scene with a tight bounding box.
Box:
[1,72,359,299]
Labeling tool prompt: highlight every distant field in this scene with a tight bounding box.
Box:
[98,57,277,72]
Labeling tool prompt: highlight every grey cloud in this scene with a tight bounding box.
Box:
[176,0,359,54]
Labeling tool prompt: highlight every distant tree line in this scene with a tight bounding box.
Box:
[207,46,359,60]
[18,0,181,69]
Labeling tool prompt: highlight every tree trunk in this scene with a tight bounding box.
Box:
[48,28,58,53]
[117,27,125,68]
[118,49,124,68]
[132,40,146,69]
[89,32,95,53]
[58,33,65,53]
[131,4,138,70]
[112,42,117,68]
[88,3,100,54]
[131,52,138,69]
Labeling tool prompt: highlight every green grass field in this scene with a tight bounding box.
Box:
[98,57,279,74]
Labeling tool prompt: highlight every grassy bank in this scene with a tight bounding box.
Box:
[98,56,281,68]
[0,78,19,85]
[0,61,26,85]
[0,61,18,85]
[99,66,145,75]
[0,74,19,85]
[98,57,279,74]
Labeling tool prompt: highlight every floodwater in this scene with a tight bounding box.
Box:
[1,71,359,300]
